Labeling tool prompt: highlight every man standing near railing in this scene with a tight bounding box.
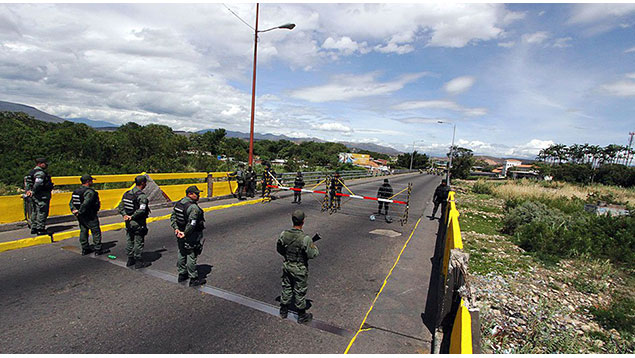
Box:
[69,174,108,256]
[431,179,450,220]
[24,158,54,235]
[229,164,246,200]
[118,175,150,269]
[245,166,256,198]
[171,186,206,287]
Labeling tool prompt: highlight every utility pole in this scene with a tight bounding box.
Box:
[627,132,635,167]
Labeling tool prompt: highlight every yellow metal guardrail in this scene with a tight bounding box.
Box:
[438,191,479,354]
[0,172,237,225]
[443,191,463,276]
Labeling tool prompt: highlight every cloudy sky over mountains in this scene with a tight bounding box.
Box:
[0,2,634,157]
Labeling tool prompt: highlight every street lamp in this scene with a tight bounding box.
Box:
[248,3,295,166]
[409,140,425,171]
[437,121,456,184]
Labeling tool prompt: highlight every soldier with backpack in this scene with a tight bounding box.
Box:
[118,175,150,269]
[69,174,107,256]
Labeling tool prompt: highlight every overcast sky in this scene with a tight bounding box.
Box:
[1,2,634,158]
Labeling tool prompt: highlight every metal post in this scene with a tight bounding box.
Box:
[409,140,415,171]
[248,3,260,166]
[446,124,455,184]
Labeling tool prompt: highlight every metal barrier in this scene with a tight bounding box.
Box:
[0,172,239,225]
[434,191,481,354]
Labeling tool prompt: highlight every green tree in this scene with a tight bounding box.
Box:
[447,146,474,179]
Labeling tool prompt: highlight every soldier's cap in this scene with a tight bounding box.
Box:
[384,178,389,183]
[35,157,48,164]
[135,175,148,184]
[80,174,95,183]
[186,185,201,194]
[292,209,305,222]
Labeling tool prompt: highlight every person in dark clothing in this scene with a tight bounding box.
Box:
[431,180,451,219]
[292,171,305,204]
[376,178,393,215]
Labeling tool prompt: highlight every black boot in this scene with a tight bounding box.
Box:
[297,309,313,324]
[81,248,94,256]
[189,278,206,287]
[126,257,136,267]
[279,304,289,319]
[135,260,150,269]
[177,274,189,283]
[94,248,110,256]
[31,229,38,235]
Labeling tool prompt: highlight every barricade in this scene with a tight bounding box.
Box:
[0,172,238,225]
[433,191,481,354]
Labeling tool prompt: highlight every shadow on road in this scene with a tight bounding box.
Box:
[141,248,167,264]
[196,264,213,280]
[47,225,75,234]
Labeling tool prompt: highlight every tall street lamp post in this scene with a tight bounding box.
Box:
[248,3,295,166]
[437,121,456,184]
[409,140,425,171]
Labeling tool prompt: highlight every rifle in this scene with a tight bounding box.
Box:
[312,233,322,242]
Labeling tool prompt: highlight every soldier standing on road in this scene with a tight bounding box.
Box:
[245,166,256,198]
[292,171,305,204]
[377,178,394,216]
[277,210,319,323]
[171,186,207,287]
[329,171,343,209]
[118,175,150,268]
[69,174,108,256]
[24,158,54,235]
[229,164,246,200]
[431,180,451,219]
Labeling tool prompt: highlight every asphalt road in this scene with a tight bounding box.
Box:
[0,173,443,353]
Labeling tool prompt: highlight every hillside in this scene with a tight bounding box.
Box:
[0,101,65,123]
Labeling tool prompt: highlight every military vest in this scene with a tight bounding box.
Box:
[173,200,205,231]
[378,184,392,198]
[236,170,245,184]
[280,230,307,264]
[122,190,145,215]
[71,186,99,213]
[25,168,53,192]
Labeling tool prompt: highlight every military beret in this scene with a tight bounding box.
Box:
[135,175,148,184]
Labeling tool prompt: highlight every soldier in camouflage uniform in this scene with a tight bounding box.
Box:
[276,210,319,323]
[24,158,54,235]
[69,174,108,256]
[229,164,246,200]
[292,171,305,204]
[171,186,206,287]
[118,175,150,269]
[245,166,256,198]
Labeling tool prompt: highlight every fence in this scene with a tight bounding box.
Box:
[0,169,382,225]
[433,191,481,354]
[0,172,238,225]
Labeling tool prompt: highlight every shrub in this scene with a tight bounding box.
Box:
[472,179,494,195]
[502,201,567,235]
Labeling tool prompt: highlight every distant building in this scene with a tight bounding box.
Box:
[502,159,522,177]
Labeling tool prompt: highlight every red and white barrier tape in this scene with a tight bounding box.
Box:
[267,185,407,205]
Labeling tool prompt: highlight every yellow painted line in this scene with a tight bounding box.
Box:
[343,216,423,354]
[0,198,264,254]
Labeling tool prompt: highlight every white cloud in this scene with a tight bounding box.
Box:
[312,122,353,133]
[498,41,515,48]
[626,47,635,53]
[522,31,550,44]
[553,37,573,48]
[289,72,426,102]
[322,36,369,56]
[601,74,635,97]
[443,76,476,95]
[568,4,635,25]
[392,100,487,116]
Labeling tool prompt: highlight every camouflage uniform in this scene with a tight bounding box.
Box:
[69,175,103,254]
[117,182,150,267]
[24,161,54,234]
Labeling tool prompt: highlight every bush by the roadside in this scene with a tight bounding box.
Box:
[505,202,634,266]
[472,179,495,195]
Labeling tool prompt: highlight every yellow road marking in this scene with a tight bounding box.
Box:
[343,215,423,354]
[0,198,264,254]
